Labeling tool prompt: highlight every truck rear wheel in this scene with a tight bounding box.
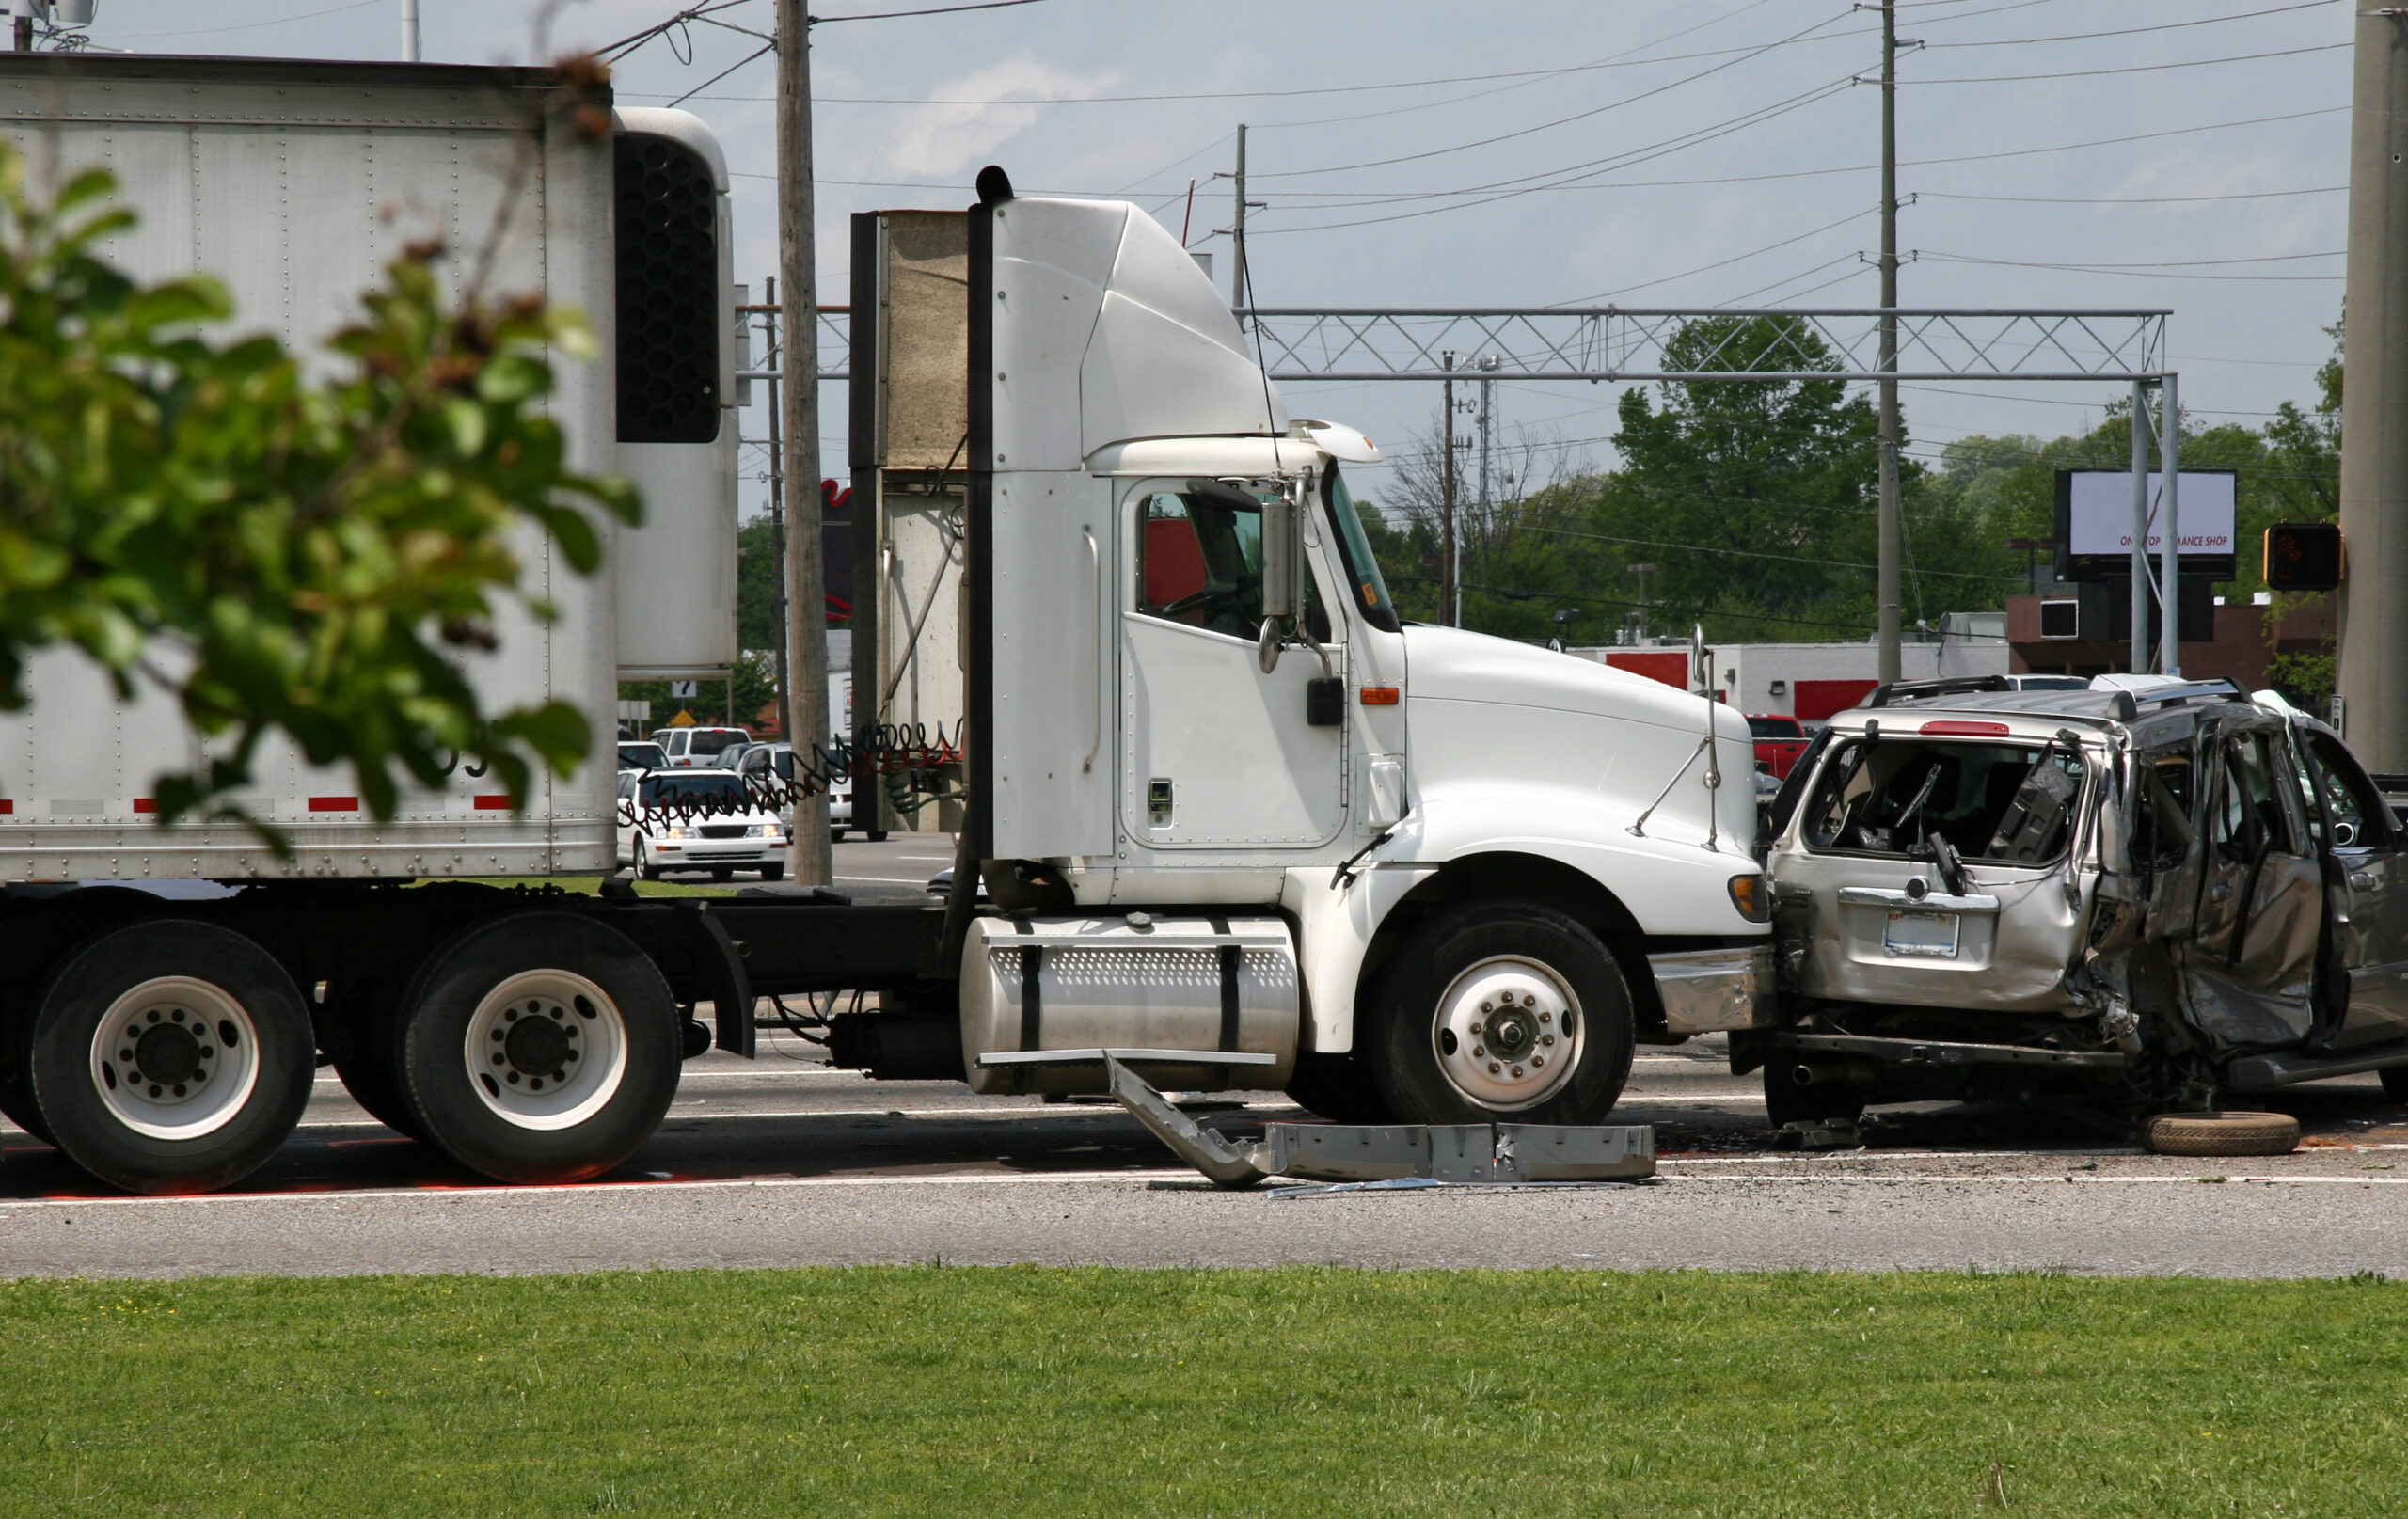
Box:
[396,913,679,1184]
[1364,900,1634,1126]
[25,920,314,1194]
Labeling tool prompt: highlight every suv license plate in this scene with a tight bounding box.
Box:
[1884,910,1960,959]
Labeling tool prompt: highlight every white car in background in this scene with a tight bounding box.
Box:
[726,741,880,841]
[618,740,668,772]
[615,769,785,880]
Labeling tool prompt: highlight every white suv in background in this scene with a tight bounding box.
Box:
[648,726,752,768]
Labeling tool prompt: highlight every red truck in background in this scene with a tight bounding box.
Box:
[1748,714,1809,779]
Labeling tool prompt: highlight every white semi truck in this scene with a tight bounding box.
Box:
[0,55,1773,1195]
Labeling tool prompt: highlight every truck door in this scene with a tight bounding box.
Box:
[2292,726,2408,1047]
[2178,725,2323,1047]
[1120,479,1345,849]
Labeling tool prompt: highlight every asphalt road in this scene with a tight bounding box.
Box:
[8,836,2408,1280]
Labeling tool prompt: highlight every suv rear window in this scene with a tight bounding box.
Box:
[1801,738,2085,864]
[687,729,749,757]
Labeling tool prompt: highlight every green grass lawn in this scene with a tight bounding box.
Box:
[3,1268,2402,1516]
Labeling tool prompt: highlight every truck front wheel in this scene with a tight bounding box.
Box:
[1364,900,1634,1126]
[396,914,679,1184]
[26,920,315,1194]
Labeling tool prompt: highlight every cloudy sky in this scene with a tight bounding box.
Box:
[76,0,2354,516]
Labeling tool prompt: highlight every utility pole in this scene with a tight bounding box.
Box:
[2160,372,2180,677]
[2130,378,2150,675]
[1464,354,1482,625]
[1231,124,1249,315]
[2338,8,2408,759]
[10,1,30,53]
[777,0,833,885]
[402,0,420,61]
[761,278,792,738]
[1441,351,1457,627]
[1874,0,1904,685]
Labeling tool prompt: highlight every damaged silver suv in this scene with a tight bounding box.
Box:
[1745,675,2408,1125]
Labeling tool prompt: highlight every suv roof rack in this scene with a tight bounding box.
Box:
[2119,677,2249,709]
[1861,674,2012,709]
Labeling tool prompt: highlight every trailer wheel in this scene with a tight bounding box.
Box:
[1365,900,1633,1125]
[0,1006,54,1145]
[326,986,423,1141]
[396,913,678,1184]
[25,920,314,1194]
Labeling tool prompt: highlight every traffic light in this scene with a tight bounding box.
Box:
[2264,522,2343,592]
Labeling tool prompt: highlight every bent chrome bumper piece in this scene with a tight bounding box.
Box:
[1648,944,1777,1034]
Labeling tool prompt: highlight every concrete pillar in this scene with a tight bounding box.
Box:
[2339,11,2408,762]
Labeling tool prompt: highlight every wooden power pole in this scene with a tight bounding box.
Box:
[777,0,833,885]
[1875,0,1903,685]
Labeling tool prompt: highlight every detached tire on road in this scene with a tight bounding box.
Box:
[1364,899,1634,1126]
[2144,1111,2301,1157]
[25,920,315,1194]
[397,913,679,1184]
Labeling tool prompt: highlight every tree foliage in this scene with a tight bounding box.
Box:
[0,128,634,831]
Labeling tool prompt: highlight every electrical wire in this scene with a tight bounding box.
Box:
[1924,185,2344,205]
[1923,1,2340,47]
[1249,8,1861,181]
[1920,249,2344,281]
[665,41,774,108]
[1552,207,1877,307]
[1909,40,2348,84]
[814,0,1053,23]
[113,0,379,37]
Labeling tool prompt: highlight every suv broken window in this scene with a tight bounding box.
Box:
[1801,739,2086,865]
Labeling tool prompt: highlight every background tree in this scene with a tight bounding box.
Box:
[0,65,632,831]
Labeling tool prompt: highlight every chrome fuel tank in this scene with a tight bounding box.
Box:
[960,914,1300,1095]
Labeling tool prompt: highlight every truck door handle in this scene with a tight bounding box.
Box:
[2209,882,2232,903]
[2352,872,2377,892]
[1083,527,1101,775]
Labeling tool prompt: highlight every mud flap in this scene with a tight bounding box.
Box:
[675,903,755,1058]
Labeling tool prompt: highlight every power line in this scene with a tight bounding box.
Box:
[1924,1,2340,47]
[1921,249,2344,281]
[1924,185,2344,205]
[1553,207,1876,306]
[1909,40,2349,84]
[113,0,378,36]
[813,0,1054,22]
[1249,9,1860,181]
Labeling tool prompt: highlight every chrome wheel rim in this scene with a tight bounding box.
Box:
[1430,955,1583,1111]
[88,976,261,1141]
[462,971,628,1131]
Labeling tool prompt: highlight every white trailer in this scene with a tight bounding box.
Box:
[0,58,1775,1197]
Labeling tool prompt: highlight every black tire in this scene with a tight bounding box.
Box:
[831,828,848,843]
[1760,1061,1868,1128]
[759,862,786,882]
[2381,1064,2408,1103]
[865,831,890,844]
[2143,1110,2301,1157]
[1363,900,1634,1125]
[636,841,663,882]
[395,913,680,1184]
[1283,1052,1394,1124]
[0,999,53,1146]
[25,920,314,1194]
[710,866,734,882]
[325,983,424,1140]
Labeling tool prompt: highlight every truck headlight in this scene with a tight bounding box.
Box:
[1727,874,1770,923]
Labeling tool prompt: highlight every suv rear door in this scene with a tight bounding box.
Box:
[1774,723,2103,1012]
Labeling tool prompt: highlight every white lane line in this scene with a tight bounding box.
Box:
[1659,1173,2408,1186]
[0,1169,1160,1210]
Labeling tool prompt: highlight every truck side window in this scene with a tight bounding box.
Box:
[2303,730,2394,850]
[1135,489,1265,640]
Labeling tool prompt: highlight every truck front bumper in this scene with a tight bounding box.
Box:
[1647,944,1777,1035]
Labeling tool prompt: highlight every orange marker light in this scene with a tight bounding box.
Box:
[1360,686,1402,706]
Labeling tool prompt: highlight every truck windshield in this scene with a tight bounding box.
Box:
[1800,738,2086,865]
[1321,467,1401,633]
